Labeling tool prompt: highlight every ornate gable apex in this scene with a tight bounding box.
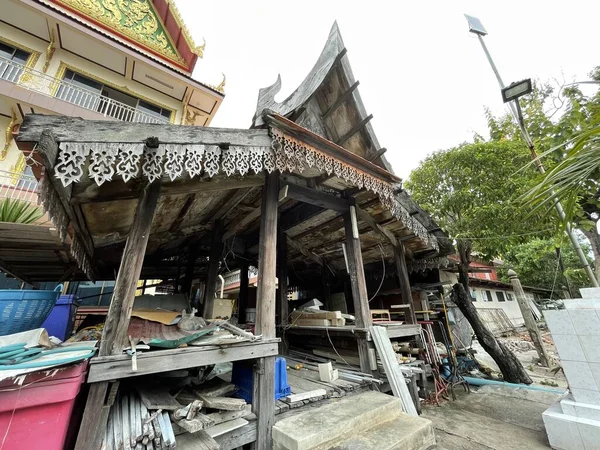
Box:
[47,0,201,72]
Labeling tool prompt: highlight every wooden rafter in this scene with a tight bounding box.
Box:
[335,114,373,146]
[322,80,360,119]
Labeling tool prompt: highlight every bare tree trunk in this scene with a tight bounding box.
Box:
[581,227,600,283]
[451,283,533,385]
[456,239,472,290]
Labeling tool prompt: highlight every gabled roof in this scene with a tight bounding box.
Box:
[40,0,203,73]
[252,22,394,173]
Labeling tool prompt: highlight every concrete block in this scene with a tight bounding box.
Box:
[325,414,436,450]
[562,361,598,391]
[545,310,576,335]
[578,418,600,449]
[563,299,600,310]
[580,288,600,299]
[572,388,600,406]
[561,395,600,422]
[580,336,600,363]
[543,402,584,450]
[569,310,600,336]
[272,391,402,450]
[553,334,586,362]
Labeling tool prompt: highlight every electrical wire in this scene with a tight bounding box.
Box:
[368,244,386,303]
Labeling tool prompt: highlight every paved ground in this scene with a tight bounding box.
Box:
[422,385,564,450]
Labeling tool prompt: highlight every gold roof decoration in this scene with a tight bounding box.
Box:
[51,0,187,67]
[165,0,205,58]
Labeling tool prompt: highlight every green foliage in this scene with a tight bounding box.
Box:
[0,198,43,224]
[497,238,592,293]
[405,140,555,260]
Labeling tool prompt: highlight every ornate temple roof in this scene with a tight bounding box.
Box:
[39,0,204,73]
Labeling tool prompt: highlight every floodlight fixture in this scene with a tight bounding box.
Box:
[501,79,533,103]
[464,14,487,36]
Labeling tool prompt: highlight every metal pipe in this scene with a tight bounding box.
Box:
[475,33,599,286]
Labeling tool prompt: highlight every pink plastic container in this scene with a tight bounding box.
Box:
[0,362,88,450]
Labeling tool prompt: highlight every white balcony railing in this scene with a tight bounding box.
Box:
[0,169,39,204]
[0,56,169,124]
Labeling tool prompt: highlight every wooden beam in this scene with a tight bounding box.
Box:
[71,175,264,204]
[169,194,196,233]
[335,114,373,146]
[0,256,39,288]
[322,81,360,119]
[398,234,416,242]
[367,147,387,162]
[36,130,96,275]
[343,205,374,374]
[182,246,200,297]
[355,206,397,248]
[222,186,287,241]
[99,180,162,356]
[254,171,279,449]
[87,340,280,383]
[394,241,417,324]
[238,259,249,323]
[18,114,272,146]
[283,183,350,212]
[202,220,224,319]
[277,225,288,327]
[286,236,323,267]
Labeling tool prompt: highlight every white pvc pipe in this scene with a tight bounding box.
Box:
[218,274,225,299]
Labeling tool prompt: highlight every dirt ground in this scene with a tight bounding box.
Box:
[422,384,563,450]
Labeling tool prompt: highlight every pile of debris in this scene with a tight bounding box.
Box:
[288,299,355,328]
[103,376,252,449]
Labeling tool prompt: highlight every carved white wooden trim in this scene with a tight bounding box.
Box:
[38,174,94,280]
[54,132,438,251]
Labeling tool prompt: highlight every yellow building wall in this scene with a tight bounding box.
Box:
[0,21,185,174]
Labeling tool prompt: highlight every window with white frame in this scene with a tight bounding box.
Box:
[496,291,506,302]
[484,290,493,302]
[507,293,515,301]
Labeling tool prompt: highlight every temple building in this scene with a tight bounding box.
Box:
[0,0,223,191]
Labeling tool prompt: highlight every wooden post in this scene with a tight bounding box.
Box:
[394,241,417,324]
[182,246,199,297]
[343,205,374,374]
[238,258,249,323]
[277,225,289,326]
[508,269,550,367]
[77,180,161,450]
[202,220,224,318]
[99,180,161,356]
[253,171,279,449]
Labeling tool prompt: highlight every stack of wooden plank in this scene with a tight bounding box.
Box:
[103,379,253,450]
[290,310,346,327]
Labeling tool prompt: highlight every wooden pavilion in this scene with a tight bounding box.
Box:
[14,23,452,449]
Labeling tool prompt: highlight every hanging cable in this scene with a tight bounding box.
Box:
[368,244,386,303]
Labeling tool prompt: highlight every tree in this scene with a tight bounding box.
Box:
[405,140,555,285]
[406,141,546,384]
[497,238,592,295]
[487,70,600,281]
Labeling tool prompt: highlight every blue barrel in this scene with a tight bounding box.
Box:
[41,295,80,341]
[0,286,62,336]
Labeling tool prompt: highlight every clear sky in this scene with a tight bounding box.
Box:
[177,0,599,179]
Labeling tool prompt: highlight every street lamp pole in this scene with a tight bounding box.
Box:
[465,15,599,287]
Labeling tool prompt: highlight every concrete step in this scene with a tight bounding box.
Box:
[272,391,404,450]
[322,413,436,450]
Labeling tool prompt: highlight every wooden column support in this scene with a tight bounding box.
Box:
[343,205,374,374]
[202,220,224,318]
[277,225,289,327]
[77,180,161,450]
[238,258,249,323]
[99,180,161,356]
[253,171,279,448]
[394,240,417,324]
